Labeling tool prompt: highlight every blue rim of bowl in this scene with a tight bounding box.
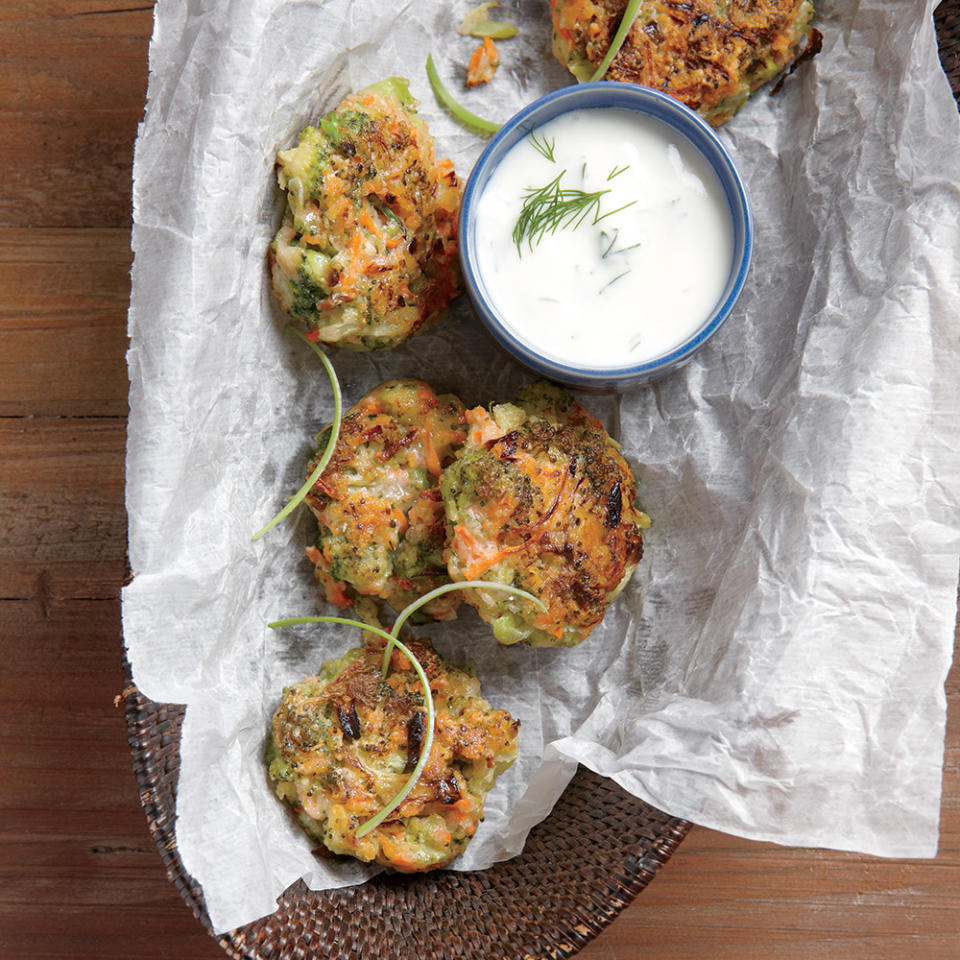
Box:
[459,82,754,384]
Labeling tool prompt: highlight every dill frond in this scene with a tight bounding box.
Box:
[529,131,557,162]
[512,170,611,256]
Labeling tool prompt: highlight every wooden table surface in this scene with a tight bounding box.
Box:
[1,2,958,958]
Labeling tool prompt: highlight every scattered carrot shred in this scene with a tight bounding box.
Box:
[534,611,563,638]
[362,179,387,197]
[316,568,353,609]
[323,171,343,198]
[466,36,500,87]
[357,396,382,415]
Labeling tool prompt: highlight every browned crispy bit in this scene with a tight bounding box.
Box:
[606,481,622,528]
[337,702,362,740]
[404,710,425,773]
[435,775,462,804]
[377,427,419,462]
[770,26,823,95]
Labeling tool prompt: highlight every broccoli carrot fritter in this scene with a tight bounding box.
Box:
[270,78,462,350]
[267,637,519,871]
[440,382,648,647]
[305,379,467,621]
[550,0,819,125]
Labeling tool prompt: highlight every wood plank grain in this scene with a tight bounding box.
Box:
[0,597,219,960]
[0,418,126,600]
[0,1,153,228]
[0,228,131,417]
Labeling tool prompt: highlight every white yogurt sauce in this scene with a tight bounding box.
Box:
[474,108,734,367]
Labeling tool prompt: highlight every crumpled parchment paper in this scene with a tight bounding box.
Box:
[122,0,960,934]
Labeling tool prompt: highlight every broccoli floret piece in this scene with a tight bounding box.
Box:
[288,265,328,321]
[320,110,374,144]
[276,125,331,197]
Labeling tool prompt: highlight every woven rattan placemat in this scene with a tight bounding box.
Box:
[125,7,960,958]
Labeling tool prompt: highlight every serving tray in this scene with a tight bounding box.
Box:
[125,7,960,957]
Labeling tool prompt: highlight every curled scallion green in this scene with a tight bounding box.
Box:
[270,587,545,838]
[380,581,547,676]
[251,327,342,541]
[268,615,434,839]
[426,53,500,134]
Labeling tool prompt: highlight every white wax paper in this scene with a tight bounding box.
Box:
[123,0,960,935]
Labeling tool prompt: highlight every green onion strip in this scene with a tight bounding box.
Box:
[588,0,643,82]
[268,615,436,840]
[380,581,547,676]
[251,327,342,541]
[269,583,545,837]
[426,53,501,134]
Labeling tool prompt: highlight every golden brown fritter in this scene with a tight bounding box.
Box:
[550,0,819,125]
[270,78,462,349]
[440,382,648,647]
[266,637,519,871]
[304,379,467,620]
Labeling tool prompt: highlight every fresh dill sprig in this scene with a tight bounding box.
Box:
[529,131,556,162]
[607,164,630,180]
[513,170,610,255]
[513,165,638,256]
[601,228,644,259]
